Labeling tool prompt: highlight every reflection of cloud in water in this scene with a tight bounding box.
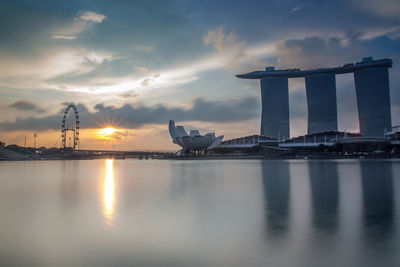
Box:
[261,161,290,237]
[104,159,115,226]
[308,161,339,232]
[167,162,221,220]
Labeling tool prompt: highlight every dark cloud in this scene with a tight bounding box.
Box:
[274,35,400,127]
[180,0,400,44]
[275,36,365,68]
[118,90,139,99]
[8,100,45,113]
[109,130,134,140]
[0,97,259,132]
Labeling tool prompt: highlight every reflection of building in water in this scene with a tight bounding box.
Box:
[360,161,394,241]
[261,161,290,236]
[103,159,115,226]
[308,161,339,232]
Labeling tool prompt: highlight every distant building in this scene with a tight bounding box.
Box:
[279,131,361,148]
[168,120,224,154]
[278,131,392,154]
[218,135,277,148]
[237,57,393,138]
[385,125,400,144]
[210,135,277,156]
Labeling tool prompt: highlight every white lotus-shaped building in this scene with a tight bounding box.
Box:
[169,120,224,152]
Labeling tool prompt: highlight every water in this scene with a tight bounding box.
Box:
[0,159,399,267]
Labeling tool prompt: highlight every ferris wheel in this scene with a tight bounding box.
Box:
[61,104,80,150]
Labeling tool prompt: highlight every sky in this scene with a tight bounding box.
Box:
[0,0,399,150]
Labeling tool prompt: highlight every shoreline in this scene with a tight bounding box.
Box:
[1,153,399,161]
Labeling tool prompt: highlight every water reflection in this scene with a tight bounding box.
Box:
[360,161,394,242]
[1,159,400,266]
[308,161,339,232]
[60,161,80,210]
[104,159,115,226]
[261,161,290,237]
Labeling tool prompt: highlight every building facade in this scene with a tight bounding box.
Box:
[237,57,393,138]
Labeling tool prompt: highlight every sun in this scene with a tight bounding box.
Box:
[99,127,117,136]
[97,127,119,139]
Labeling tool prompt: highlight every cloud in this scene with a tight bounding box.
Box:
[204,27,245,53]
[134,66,150,72]
[108,130,134,141]
[0,97,259,132]
[50,20,88,40]
[51,35,77,40]
[202,27,276,72]
[96,127,134,141]
[118,90,139,99]
[0,35,273,98]
[48,58,211,96]
[50,10,106,40]
[290,6,302,13]
[275,36,364,68]
[8,100,45,113]
[134,45,155,53]
[84,52,114,64]
[351,0,400,19]
[203,27,246,67]
[78,11,107,23]
[17,28,274,97]
[0,49,115,90]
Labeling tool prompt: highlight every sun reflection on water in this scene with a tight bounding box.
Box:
[104,159,115,226]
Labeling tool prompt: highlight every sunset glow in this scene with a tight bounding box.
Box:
[103,159,115,226]
[0,0,399,151]
[97,127,118,139]
[99,127,117,135]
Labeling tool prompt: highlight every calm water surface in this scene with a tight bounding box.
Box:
[0,159,399,266]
